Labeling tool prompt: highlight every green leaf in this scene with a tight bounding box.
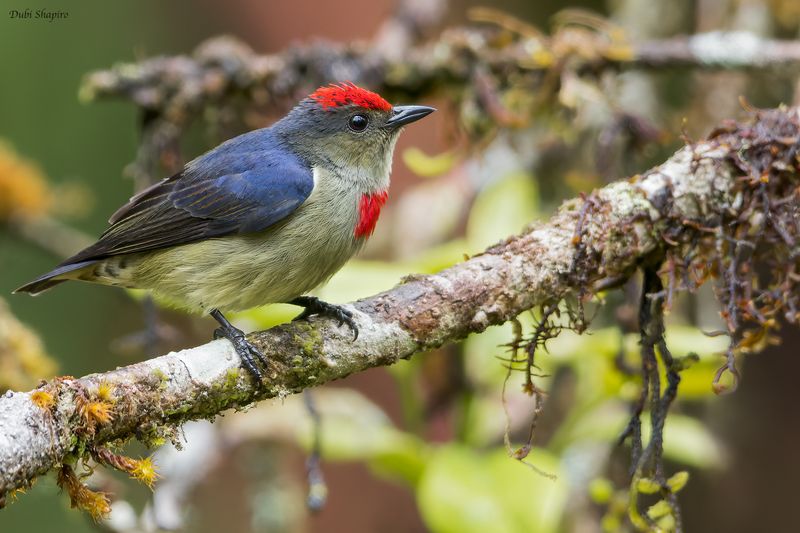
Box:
[416,445,567,533]
[301,389,429,485]
[409,238,471,274]
[244,388,430,485]
[657,514,677,531]
[466,172,539,251]
[663,326,729,359]
[545,327,623,365]
[642,414,726,469]
[547,405,725,470]
[635,477,661,495]
[661,326,730,398]
[646,500,671,520]
[317,260,411,303]
[589,478,615,503]
[463,320,531,389]
[666,471,689,493]
[370,440,430,487]
[233,303,299,329]
[402,147,458,177]
[601,514,621,532]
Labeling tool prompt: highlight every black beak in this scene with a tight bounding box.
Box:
[386,105,436,128]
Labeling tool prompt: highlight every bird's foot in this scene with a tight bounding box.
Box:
[210,309,268,382]
[290,296,359,340]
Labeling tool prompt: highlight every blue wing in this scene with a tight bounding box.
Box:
[63,130,314,263]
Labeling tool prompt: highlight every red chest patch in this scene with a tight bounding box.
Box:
[355,191,388,238]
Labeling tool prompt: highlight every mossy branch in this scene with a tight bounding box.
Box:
[78,25,800,189]
[2,107,799,504]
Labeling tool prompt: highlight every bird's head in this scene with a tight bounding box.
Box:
[274,82,435,186]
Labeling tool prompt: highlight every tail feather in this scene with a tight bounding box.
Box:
[14,260,99,295]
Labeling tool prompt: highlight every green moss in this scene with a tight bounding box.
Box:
[138,423,176,449]
[224,368,240,389]
[149,368,169,391]
[284,327,327,389]
[67,434,88,461]
[292,323,324,359]
[165,402,193,416]
[185,368,254,414]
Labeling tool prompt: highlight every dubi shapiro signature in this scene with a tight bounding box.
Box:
[9,8,69,22]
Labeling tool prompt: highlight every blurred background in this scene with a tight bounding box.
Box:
[2,0,800,531]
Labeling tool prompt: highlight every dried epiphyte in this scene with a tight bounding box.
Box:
[550,264,698,531]
[655,108,800,393]
[92,446,159,489]
[56,464,111,522]
[618,267,687,531]
[499,303,580,480]
[490,106,799,532]
[499,318,551,479]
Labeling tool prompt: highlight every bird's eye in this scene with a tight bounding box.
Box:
[348,114,369,132]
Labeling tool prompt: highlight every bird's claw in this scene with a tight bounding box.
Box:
[291,297,359,341]
[213,323,268,382]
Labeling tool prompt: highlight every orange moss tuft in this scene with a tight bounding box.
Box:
[83,401,114,425]
[56,465,111,522]
[92,447,160,490]
[30,389,55,410]
[94,381,115,403]
[5,478,37,505]
[129,456,159,489]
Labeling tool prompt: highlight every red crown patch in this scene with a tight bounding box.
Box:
[310,82,392,112]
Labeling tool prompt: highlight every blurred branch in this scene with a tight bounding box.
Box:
[633,31,800,68]
[81,28,800,116]
[9,215,94,260]
[373,0,448,60]
[78,23,800,186]
[3,107,799,499]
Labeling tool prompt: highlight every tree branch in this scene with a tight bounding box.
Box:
[77,25,800,192]
[7,104,796,498]
[81,30,800,112]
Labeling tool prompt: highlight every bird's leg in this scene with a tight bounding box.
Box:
[210,308,268,382]
[290,296,359,340]
[303,389,328,511]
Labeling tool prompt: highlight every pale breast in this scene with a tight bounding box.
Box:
[130,167,369,313]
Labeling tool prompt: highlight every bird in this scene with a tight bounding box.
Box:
[15,82,435,381]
